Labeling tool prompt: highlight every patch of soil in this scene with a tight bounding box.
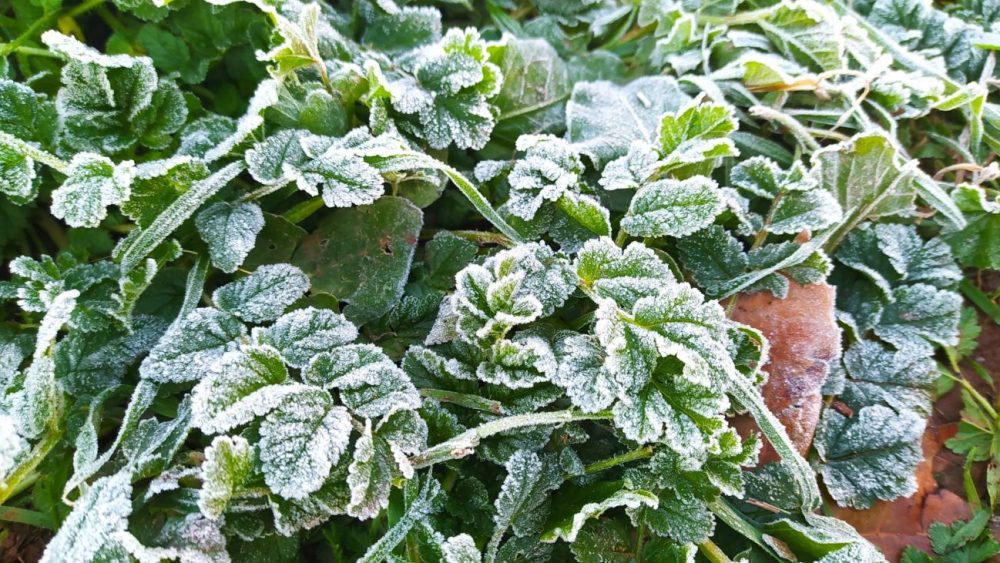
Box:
[0,523,50,563]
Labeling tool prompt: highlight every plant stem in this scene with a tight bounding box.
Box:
[419,388,505,415]
[727,373,820,511]
[961,279,1000,325]
[0,506,54,530]
[396,151,525,244]
[708,499,778,557]
[281,196,325,224]
[0,421,63,505]
[410,410,611,469]
[749,105,821,153]
[583,445,655,476]
[0,131,69,174]
[0,0,106,58]
[698,539,733,563]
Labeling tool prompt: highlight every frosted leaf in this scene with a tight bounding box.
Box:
[198,435,253,520]
[195,201,265,274]
[443,242,576,346]
[946,183,1000,269]
[306,344,420,418]
[269,461,351,536]
[178,115,236,158]
[204,79,279,163]
[655,100,738,176]
[478,331,558,389]
[492,450,562,541]
[347,411,427,520]
[761,1,846,71]
[576,238,674,309]
[0,413,28,482]
[622,177,724,238]
[297,150,385,208]
[566,76,690,168]
[346,421,392,520]
[43,31,185,154]
[730,156,817,199]
[599,142,660,191]
[442,534,481,563]
[676,226,749,298]
[9,357,58,441]
[635,488,714,545]
[139,308,246,383]
[551,332,618,413]
[0,78,57,147]
[55,315,167,397]
[473,160,511,183]
[191,345,307,435]
[505,135,583,220]
[418,90,497,150]
[837,223,962,295]
[768,188,842,234]
[0,328,31,391]
[212,264,310,324]
[43,30,142,68]
[814,405,924,509]
[0,144,36,204]
[814,132,915,223]
[874,283,961,352]
[259,391,352,500]
[40,471,132,563]
[254,307,358,368]
[596,284,734,396]
[549,192,611,253]
[611,356,728,448]
[840,340,935,416]
[245,129,308,187]
[541,484,658,543]
[51,153,136,229]
[116,514,229,563]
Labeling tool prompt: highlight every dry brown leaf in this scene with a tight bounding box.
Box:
[729,280,841,464]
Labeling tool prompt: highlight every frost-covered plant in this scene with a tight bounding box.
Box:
[0,0,995,560]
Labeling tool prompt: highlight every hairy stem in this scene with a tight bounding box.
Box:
[0,131,69,174]
[419,388,505,415]
[727,374,820,511]
[583,445,655,476]
[410,410,611,469]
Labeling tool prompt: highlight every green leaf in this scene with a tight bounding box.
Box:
[195,201,266,274]
[541,481,658,543]
[489,38,570,140]
[51,154,135,229]
[305,344,420,418]
[655,100,738,177]
[254,307,358,368]
[611,356,728,448]
[39,472,132,563]
[199,435,254,520]
[576,237,674,310]
[815,133,916,244]
[759,2,847,71]
[0,79,57,146]
[505,135,584,220]
[212,264,310,324]
[874,283,961,352]
[490,450,562,552]
[293,197,423,324]
[567,77,690,168]
[348,411,428,520]
[190,344,298,435]
[676,225,747,298]
[840,340,935,416]
[815,405,924,509]
[622,177,724,238]
[269,460,351,535]
[430,242,576,346]
[637,488,714,544]
[550,192,612,252]
[357,476,443,563]
[417,231,478,291]
[259,390,352,500]
[552,332,619,414]
[945,184,1000,269]
[139,308,246,383]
